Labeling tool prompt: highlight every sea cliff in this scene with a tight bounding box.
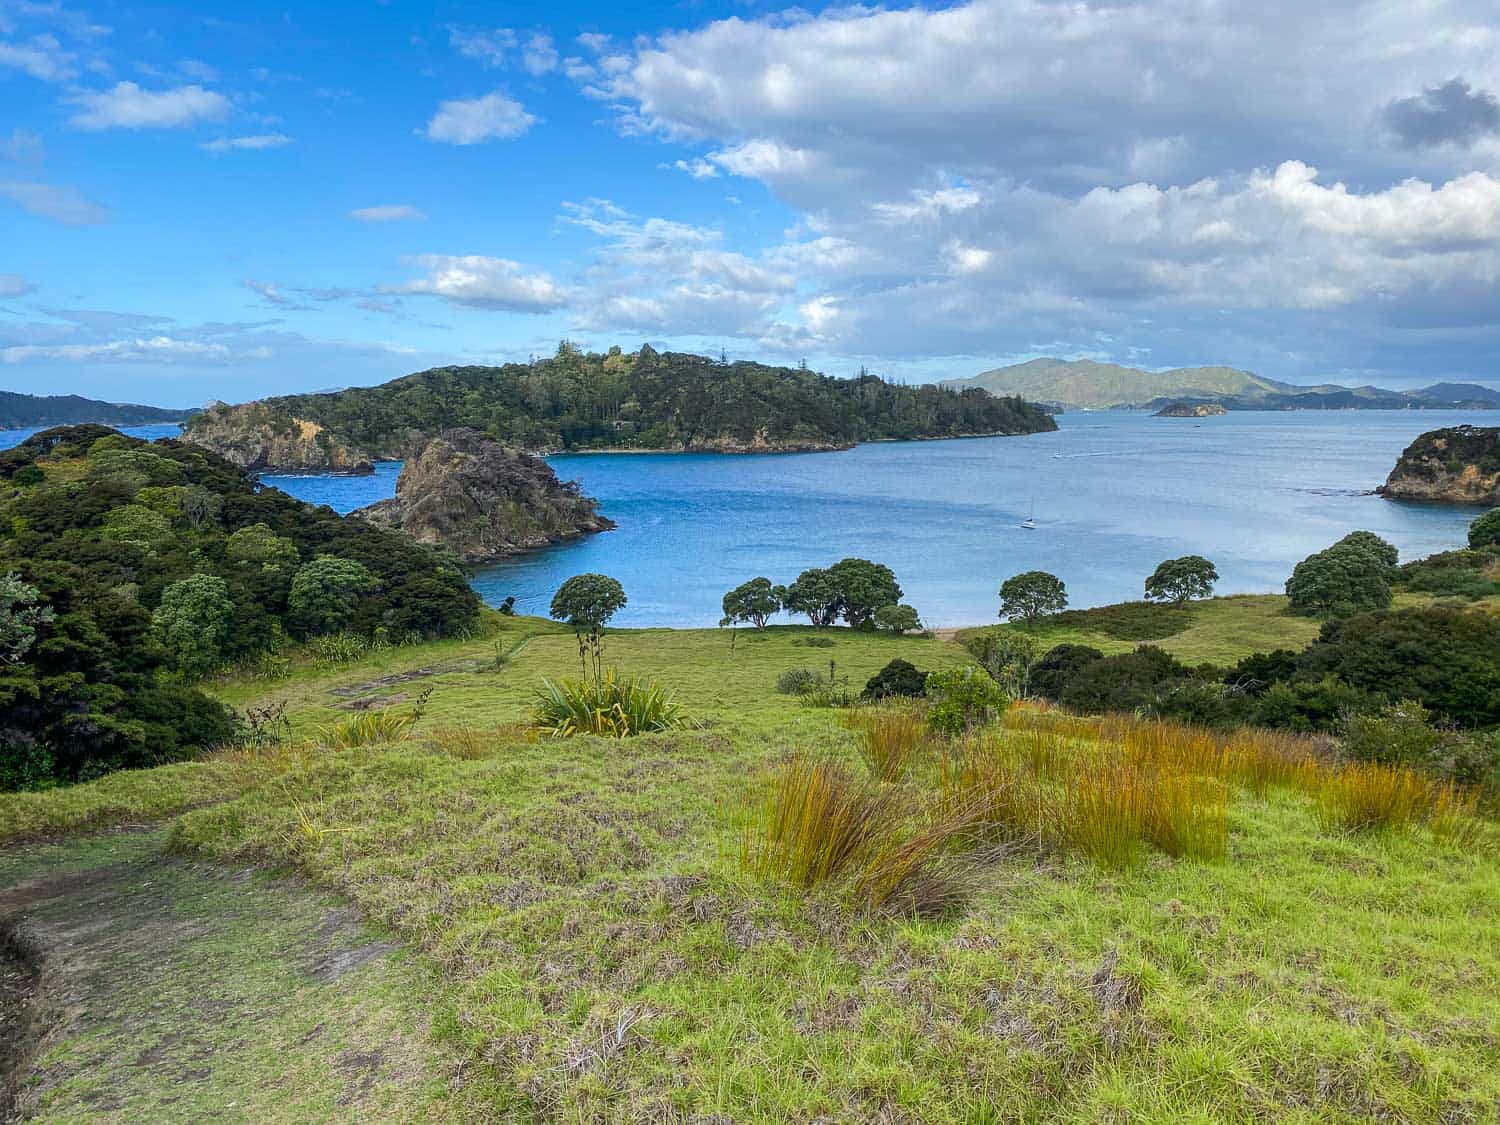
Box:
[353,429,613,563]
[185,403,374,474]
[1378,425,1500,504]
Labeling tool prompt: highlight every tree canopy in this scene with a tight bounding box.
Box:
[1285,538,1394,617]
[1144,555,1218,604]
[721,577,781,629]
[999,571,1068,624]
[1469,508,1500,549]
[0,425,479,789]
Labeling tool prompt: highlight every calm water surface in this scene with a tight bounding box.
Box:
[257,411,1493,627]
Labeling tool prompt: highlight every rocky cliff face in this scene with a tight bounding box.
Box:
[354,429,613,563]
[183,403,374,474]
[1378,426,1500,504]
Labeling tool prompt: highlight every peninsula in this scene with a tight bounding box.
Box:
[182,344,1055,471]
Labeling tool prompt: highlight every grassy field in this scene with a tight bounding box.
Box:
[3,606,1499,1121]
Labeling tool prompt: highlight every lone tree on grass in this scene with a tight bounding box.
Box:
[873,604,922,634]
[550,573,627,678]
[721,577,781,629]
[999,570,1067,625]
[1145,555,1219,604]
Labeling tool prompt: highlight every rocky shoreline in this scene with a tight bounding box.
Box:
[1378,425,1500,505]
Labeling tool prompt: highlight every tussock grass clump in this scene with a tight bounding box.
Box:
[1058,756,1148,869]
[1315,761,1483,839]
[532,671,686,738]
[1140,773,1229,861]
[426,723,537,758]
[317,707,419,749]
[741,755,968,916]
[938,736,1043,844]
[843,704,930,782]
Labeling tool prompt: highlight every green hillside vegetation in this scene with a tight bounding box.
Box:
[0,390,191,429]
[0,425,478,789]
[184,343,1055,460]
[3,607,1497,1120]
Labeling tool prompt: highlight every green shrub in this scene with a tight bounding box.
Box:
[1030,643,1105,700]
[926,665,1009,735]
[873,604,922,634]
[776,667,820,695]
[1058,645,1191,715]
[862,658,928,700]
[532,670,686,738]
[1469,508,1500,549]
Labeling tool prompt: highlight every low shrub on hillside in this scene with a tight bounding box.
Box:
[775,667,821,695]
[926,665,1009,735]
[862,658,928,700]
[1046,600,1195,641]
[532,671,686,738]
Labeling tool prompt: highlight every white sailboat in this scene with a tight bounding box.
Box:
[1022,501,1037,530]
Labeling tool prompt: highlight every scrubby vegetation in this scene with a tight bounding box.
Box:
[0,425,478,788]
[185,343,1056,459]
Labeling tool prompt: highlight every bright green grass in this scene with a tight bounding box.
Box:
[5,608,1500,1120]
[166,728,1500,1122]
[217,614,972,739]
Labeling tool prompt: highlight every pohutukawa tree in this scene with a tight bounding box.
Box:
[721,577,781,629]
[550,573,627,678]
[1144,555,1219,604]
[998,570,1068,625]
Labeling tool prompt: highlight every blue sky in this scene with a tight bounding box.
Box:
[3,0,1500,406]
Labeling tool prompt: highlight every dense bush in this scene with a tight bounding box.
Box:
[1469,508,1500,549]
[0,425,479,789]
[862,658,928,700]
[1396,547,1500,600]
[1297,607,1500,728]
[1058,645,1193,714]
[1286,533,1396,617]
[1030,643,1105,700]
[185,344,1057,458]
[776,667,821,695]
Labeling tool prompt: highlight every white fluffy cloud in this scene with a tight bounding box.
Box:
[69,82,230,130]
[200,133,291,153]
[386,254,566,311]
[349,204,426,223]
[0,179,109,225]
[571,0,1500,375]
[423,91,535,144]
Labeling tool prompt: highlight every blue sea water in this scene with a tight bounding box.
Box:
[262,411,1493,628]
[6,413,1491,628]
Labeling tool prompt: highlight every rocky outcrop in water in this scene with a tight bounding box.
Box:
[183,403,374,474]
[354,429,613,563]
[1378,426,1500,504]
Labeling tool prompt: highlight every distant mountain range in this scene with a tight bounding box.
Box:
[0,391,192,430]
[942,358,1500,412]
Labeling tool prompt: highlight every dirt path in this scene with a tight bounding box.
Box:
[0,832,457,1122]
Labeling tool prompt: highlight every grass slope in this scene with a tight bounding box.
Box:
[2,608,1498,1121]
[956,594,1326,666]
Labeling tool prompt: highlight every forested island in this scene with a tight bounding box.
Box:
[183,343,1056,471]
[0,390,191,430]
